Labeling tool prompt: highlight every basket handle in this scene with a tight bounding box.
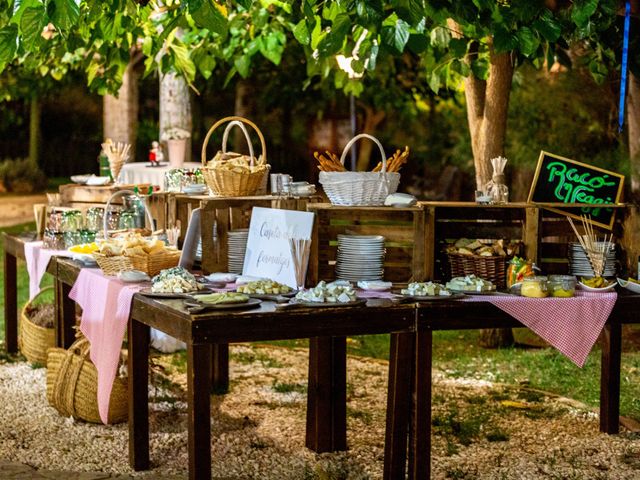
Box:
[25,285,54,307]
[339,133,388,173]
[201,116,267,166]
[221,120,256,166]
[102,190,155,240]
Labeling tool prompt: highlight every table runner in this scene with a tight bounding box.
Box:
[462,291,617,367]
[24,241,71,300]
[69,268,144,424]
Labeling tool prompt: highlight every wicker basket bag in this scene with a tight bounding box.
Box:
[201,116,270,196]
[19,286,55,365]
[46,337,128,424]
[319,134,400,206]
[93,189,180,276]
[447,253,507,289]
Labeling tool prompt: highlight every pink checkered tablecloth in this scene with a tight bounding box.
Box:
[69,268,144,424]
[462,291,617,367]
[24,241,71,300]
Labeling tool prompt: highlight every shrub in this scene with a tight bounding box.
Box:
[0,158,48,193]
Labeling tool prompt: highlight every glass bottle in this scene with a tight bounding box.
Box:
[485,173,509,204]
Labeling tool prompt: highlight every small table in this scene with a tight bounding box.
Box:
[126,294,415,480]
[385,293,640,480]
[2,232,76,352]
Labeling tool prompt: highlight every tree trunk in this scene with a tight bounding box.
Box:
[356,105,386,171]
[233,79,255,154]
[628,72,640,198]
[103,61,139,161]
[450,21,516,348]
[160,71,192,162]
[29,96,40,167]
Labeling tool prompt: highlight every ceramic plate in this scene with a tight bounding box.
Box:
[617,278,640,294]
[184,298,262,311]
[448,289,499,295]
[398,293,466,302]
[138,287,212,298]
[279,298,367,309]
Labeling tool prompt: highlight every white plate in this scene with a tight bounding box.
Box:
[118,270,151,283]
[71,174,94,184]
[617,278,640,294]
[577,280,617,292]
[71,252,97,265]
[86,176,111,186]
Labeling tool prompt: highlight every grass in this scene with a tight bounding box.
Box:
[2,221,640,421]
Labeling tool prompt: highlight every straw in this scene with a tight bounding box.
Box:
[289,238,311,290]
[567,215,612,277]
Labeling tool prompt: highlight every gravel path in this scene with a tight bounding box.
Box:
[1,344,639,479]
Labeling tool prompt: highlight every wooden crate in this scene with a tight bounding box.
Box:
[420,201,631,281]
[420,202,535,282]
[306,203,426,286]
[181,195,321,274]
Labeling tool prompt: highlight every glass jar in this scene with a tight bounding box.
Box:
[521,276,549,298]
[85,207,104,232]
[61,210,83,232]
[47,211,65,231]
[63,231,82,248]
[43,229,65,250]
[124,195,146,228]
[118,211,137,230]
[548,275,577,298]
[164,169,184,192]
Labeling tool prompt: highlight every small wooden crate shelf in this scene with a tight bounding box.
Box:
[173,195,320,274]
[306,203,426,286]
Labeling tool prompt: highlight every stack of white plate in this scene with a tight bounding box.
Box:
[228,229,249,274]
[335,234,385,282]
[568,242,616,277]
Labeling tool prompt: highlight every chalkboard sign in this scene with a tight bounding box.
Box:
[528,151,625,230]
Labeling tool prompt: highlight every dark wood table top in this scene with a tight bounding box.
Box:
[2,231,37,259]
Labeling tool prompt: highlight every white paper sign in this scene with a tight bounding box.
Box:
[243,207,315,288]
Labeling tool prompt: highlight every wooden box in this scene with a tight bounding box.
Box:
[306,203,427,286]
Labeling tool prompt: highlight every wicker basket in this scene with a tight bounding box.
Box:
[94,249,180,277]
[448,252,507,289]
[319,134,400,206]
[46,337,128,424]
[201,116,270,196]
[19,287,55,365]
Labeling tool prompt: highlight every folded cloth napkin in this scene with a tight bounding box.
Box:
[70,268,144,424]
[24,241,71,300]
[462,291,617,367]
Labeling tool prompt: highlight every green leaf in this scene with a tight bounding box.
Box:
[234,54,250,77]
[189,0,228,37]
[516,27,539,57]
[142,36,153,56]
[11,0,41,26]
[493,26,518,53]
[20,5,46,49]
[381,18,410,53]
[259,31,285,65]
[571,0,599,28]
[310,15,322,49]
[49,0,80,32]
[428,70,440,94]
[533,10,562,42]
[293,19,310,45]
[193,49,216,79]
[429,26,449,49]
[0,24,18,70]
[170,42,196,83]
[356,0,383,27]
[395,0,425,27]
[317,13,350,56]
[366,42,379,70]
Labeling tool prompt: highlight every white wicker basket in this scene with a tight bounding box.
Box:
[319,134,400,206]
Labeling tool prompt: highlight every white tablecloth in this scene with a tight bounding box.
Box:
[119,162,201,190]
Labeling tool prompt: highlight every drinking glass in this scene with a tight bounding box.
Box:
[61,210,83,232]
[119,211,137,230]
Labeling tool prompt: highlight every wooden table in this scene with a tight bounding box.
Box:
[2,232,76,353]
[384,292,640,480]
[125,293,415,480]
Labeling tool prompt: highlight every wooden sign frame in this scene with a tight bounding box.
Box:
[527,150,625,230]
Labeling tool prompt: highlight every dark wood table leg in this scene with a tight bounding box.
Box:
[188,342,212,480]
[306,336,347,453]
[129,318,150,471]
[600,321,622,434]
[210,343,229,394]
[409,329,432,480]
[55,281,76,348]
[3,250,18,353]
[383,332,415,480]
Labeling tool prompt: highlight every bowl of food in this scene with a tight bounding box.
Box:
[578,276,616,292]
[617,277,640,294]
